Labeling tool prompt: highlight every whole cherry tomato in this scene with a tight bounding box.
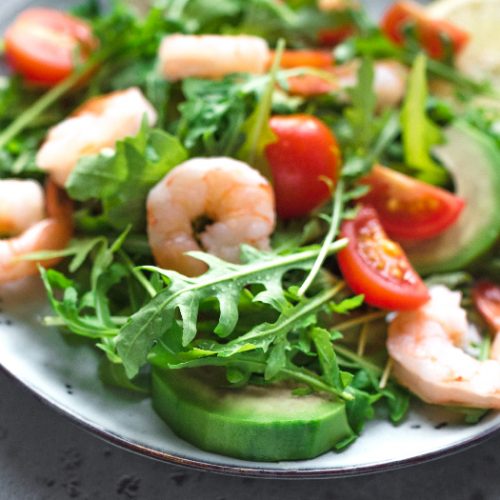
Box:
[265,115,341,219]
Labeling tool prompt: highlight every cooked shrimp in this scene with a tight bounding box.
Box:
[0,180,73,283]
[387,285,500,409]
[286,60,408,109]
[36,87,157,186]
[318,0,359,11]
[0,179,45,235]
[147,157,276,276]
[159,34,270,81]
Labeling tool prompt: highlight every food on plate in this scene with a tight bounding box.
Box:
[36,87,157,186]
[387,286,500,408]
[147,157,275,276]
[0,180,72,283]
[0,0,499,462]
[4,7,97,86]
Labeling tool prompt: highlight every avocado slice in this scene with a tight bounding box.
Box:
[406,121,500,274]
[152,367,353,461]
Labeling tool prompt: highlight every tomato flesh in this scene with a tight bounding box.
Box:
[265,115,341,219]
[381,1,469,60]
[338,206,429,310]
[473,282,500,332]
[4,8,97,86]
[359,165,465,241]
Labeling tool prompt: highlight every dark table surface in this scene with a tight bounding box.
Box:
[2,0,499,498]
[1,354,499,499]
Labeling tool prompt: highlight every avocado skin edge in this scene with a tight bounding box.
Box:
[407,121,500,274]
[152,367,353,462]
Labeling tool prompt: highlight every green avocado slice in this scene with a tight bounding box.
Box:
[406,121,500,274]
[152,367,353,462]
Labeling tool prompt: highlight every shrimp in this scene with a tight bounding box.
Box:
[318,0,359,11]
[0,180,44,235]
[159,34,270,81]
[36,87,157,187]
[0,180,73,283]
[387,285,500,409]
[147,157,276,277]
[286,60,408,109]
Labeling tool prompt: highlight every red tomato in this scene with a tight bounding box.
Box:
[359,165,465,241]
[265,115,341,219]
[318,25,356,47]
[337,206,430,310]
[4,8,97,86]
[473,282,500,332]
[381,1,469,60]
[269,50,334,69]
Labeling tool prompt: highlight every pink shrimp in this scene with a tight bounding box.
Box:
[387,285,500,409]
[0,180,73,283]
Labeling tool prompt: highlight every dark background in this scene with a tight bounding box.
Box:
[1,0,499,499]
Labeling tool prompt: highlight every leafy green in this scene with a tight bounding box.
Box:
[401,54,447,185]
[66,122,187,230]
[116,239,347,377]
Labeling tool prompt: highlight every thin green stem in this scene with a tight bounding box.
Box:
[334,344,383,375]
[299,180,344,296]
[333,310,386,332]
[0,50,109,150]
[119,250,156,298]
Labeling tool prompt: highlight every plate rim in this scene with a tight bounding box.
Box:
[1,356,499,479]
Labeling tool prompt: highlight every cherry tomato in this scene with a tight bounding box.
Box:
[359,165,465,241]
[473,282,500,333]
[4,8,97,86]
[381,1,469,60]
[318,25,356,47]
[269,50,333,69]
[265,115,341,219]
[337,206,430,310]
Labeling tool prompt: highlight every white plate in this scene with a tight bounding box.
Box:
[1,277,499,478]
[1,0,499,479]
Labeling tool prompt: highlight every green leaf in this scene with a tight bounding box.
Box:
[401,54,447,185]
[66,122,187,230]
[116,240,348,377]
[236,39,284,178]
[310,327,342,388]
[264,339,288,380]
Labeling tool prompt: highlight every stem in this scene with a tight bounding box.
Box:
[333,310,386,332]
[43,315,128,327]
[0,51,109,150]
[281,366,354,401]
[119,250,156,298]
[298,180,344,297]
[379,358,393,389]
[334,344,383,375]
[357,321,369,356]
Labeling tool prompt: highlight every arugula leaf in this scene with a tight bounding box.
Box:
[116,240,347,377]
[401,54,447,185]
[236,39,284,178]
[66,122,187,230]
[310,327,342,389]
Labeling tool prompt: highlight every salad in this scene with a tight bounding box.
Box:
[0,0,499,462]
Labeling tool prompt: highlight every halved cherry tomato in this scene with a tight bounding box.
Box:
[337,206,430,310]
[473,282,500,332]
[4,8,97,86]
[268,50,333,69]
[265,115,340,219]
[381,1,469,60]
[359,165,465,241]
